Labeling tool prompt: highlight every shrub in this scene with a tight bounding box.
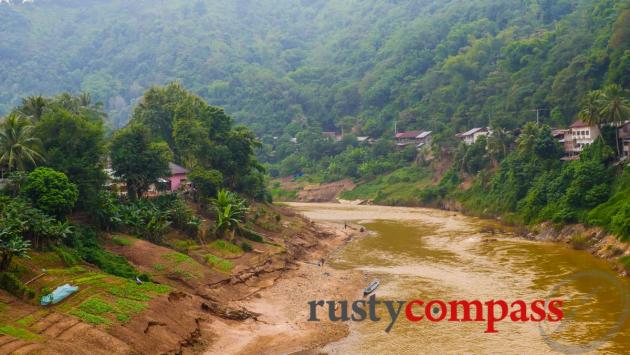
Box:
[53,247,80,266]
[22,167,79,217]
[166,197,200,237]
[611,202,630,241]
[189,168,223,201]
[0,272,34,299]
[1,198,72,251]
[118,200,171,243]
[240,241,253,252]
[0,227,31,271]
[67,227,145,280]
[94,192,123,231]
[238,228,264,243]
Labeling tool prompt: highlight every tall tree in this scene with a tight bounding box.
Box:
[110,124,173,199]
[35,104,107,210]
[598,84,630,156]
[0,113,45,173]
[18,96,49,122]
[578,90,604,128]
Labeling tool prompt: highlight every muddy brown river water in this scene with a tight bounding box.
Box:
[288,203,630,354]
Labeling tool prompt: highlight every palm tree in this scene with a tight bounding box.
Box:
[486,127,513,163]
[19,95,49,122]
[76,92,107,122]
[0,113,45,172]
[598,84,630,156]
[578,90,604,128]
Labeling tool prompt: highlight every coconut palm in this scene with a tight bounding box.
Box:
[65,92,107,122]
[0,113,45,172]
[598,84,630,156]
[578,90,605,128]
[19,95,49,122]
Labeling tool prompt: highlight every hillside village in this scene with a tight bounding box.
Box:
[286,119,630,164]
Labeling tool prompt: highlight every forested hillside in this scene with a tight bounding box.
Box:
[1,0,628,133]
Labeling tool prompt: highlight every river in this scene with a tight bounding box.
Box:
[287,203,630,354]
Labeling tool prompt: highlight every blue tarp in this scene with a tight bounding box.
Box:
[40,284,79,306]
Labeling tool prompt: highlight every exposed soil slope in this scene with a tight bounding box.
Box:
[0,203,364,354]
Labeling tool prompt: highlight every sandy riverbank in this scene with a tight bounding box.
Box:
[204,203,478,354]
[205,202,630,354]
[204,220,366,354]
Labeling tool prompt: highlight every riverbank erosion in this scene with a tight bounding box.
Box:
[440,199,630,277]
[0,204,364,354]
[522,222,630,276]
[203,219,365,354]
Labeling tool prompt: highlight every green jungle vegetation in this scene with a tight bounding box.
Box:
[2,0,630,287]
[0,83,271,328]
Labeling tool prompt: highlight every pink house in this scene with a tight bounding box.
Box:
[167,162,190,191]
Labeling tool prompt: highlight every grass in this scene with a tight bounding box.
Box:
[26,252,65,268]
[111,236,134,246]
[72,273,109,285]
[78,298,115,315]
[115,299,147,315]
[208,240,243,257]
[0,325,44,341]
[46,266,87,276]
[340,166,432,205]
[203,254,235,273]
[168,239,199,253]
[270,187,298,201]
[69,309,111,325]
[153,263,166,271]
[69,280,165,325]
[620,255,630,269]
[172,269,195,280]
[107,281,170,301]
[16,315,36,327]
[161,252,194,264]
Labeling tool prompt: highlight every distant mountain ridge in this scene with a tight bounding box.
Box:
[0,0,628,137]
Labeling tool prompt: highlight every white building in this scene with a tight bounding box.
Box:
[565,120,601,155]
[394,130,432,149]
[457,127,491,145]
